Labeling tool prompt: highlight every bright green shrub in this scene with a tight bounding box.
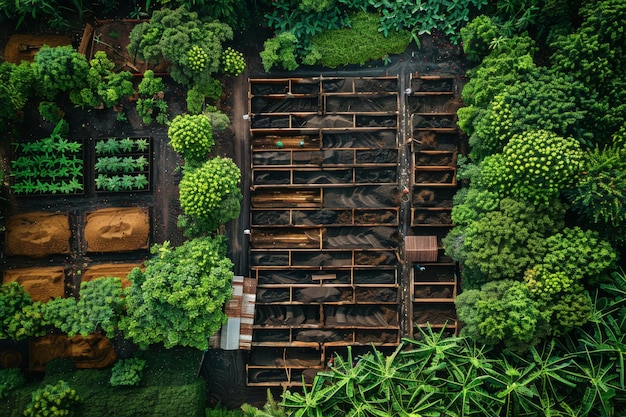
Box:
[186,87,205,115]
[221,47,246,76]
[524,265,578,302]
[468,94,513,160]
[187,45,210,72]
[120,237,233,350]
[23,380,80,417]
[309,12,411,68]
[456,280,546,351]
[186,78,224,115]
[137,96,169,126]
[524,265,592,336]
[110,358,146,387]
[450,188,501,228]
[460,15,500,62]
[470,72,593,159]
[33,45,90,101]
[0,368,25,400]
[178,157,242,233]
[70,51,133,109]
[546,291,592,335]
[127,7,233,86]
[260,32,299,72]
[478,130,583,206]
[61,277,125,337]
[8,301,49,340]
[0,282,32,340]
[541,227,617,280]
[168,114,214,163]
[138,70,165,97]
[0,61,36,132]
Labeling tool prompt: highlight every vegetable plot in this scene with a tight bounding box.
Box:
[94,137,151,192]
[11,121,84,195]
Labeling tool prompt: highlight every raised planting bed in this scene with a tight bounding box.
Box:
[10,128,84,196]
[4,212,71,258]
[2,267,66,302]
[93,137,152,193]
[84,207,150,253]
[81,262,144,288]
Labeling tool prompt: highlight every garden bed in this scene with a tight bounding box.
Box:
[84,207,150,253]
[4,212,72,258]
[84,20,170,74]
[93,136,152,193]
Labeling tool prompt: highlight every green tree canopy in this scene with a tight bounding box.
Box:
[120,237,233,350]
[33,45,90,101]
[0,282,33,340]
[445,197,564,288]
[455,280,546,352]
[168,114,214,164]
[477,130,583,206]
[127,6,233,86]
[178,157,242,235]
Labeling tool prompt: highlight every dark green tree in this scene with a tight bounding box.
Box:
[445,197,564,287]
[566,144,626,244]
[127,6,234,87]
[33,45,90,101]
[455,280,547,351]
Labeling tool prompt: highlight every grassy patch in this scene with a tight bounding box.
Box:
[311,12,411,68]
[1,346,206,417]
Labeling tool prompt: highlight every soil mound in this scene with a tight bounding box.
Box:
[5,212,71,258]
[84,207,149,252]
[3,266,65,302]
[81,262,144,287]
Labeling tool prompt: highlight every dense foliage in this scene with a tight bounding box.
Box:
[247,271,626,415]
[64,277,125,337]
[446,0,626,360]
[477,130,583,206]
[178,157,242,235]
[0,368,25,401]
[23,380,80,417]
[309,12,411,68]
[120,237,233,350]
[0,61,36,132]
[127,7,239,87]
[70,51,134,110]
[109,358,147,387]
[168,114,214,164]
[0,282,32,340]
[260,0,488,70]
[33,45,90,102]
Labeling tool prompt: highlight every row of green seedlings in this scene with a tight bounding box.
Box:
[11,123,83,195]
[95,137,151,192]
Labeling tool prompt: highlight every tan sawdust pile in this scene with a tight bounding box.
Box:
[84,207,150,252]
[5,212,71,257]
[3,267,65,302]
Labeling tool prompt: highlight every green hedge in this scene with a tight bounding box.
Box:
[1,347,205,417]
[310,12,411,68]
